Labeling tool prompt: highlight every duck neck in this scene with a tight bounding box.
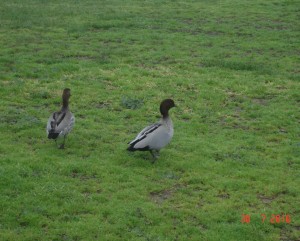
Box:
[162,114,173,129]
[162,113,169,119]
[62,98,69,110]
[160,107,169,119]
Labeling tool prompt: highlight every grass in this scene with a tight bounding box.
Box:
[0,0,299,240]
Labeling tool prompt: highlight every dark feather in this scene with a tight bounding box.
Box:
[48,132,60,139]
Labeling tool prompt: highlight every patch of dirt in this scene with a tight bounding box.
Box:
[214,152,243,162]
[94,101,111,109]
[257,194,275,204]
[198,224,207,231]
[188,215,208,231]
[294,226,300,230]
[76,114,86,119]
[150,189,173,204]
[63,54,98,61]
[224,90,245,104]
[217,193,230,199]
[196,201,205,208]
[279,128,288,133]
[252,98,269,106]
[280,227,293,241]
[180,117,191,122]
[205,30,224,36]
[71,171,97,181]
[169,27,223,36]
[275,85,288,90]
[219,109,249,131]
[232,123,249,130]
[150,184,181,204]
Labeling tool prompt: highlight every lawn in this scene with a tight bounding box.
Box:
[0,0,299,240]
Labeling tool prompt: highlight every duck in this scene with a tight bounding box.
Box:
[46,88,75,149]
[127,99,176,162]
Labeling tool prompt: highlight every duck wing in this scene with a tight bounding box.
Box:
[47,110,75,139]
[127,122,162,151]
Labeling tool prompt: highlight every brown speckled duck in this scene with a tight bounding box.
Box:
[46,88,75,149]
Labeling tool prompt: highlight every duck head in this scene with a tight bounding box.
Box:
[160,99,176,118]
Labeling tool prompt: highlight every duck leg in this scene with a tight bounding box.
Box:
[55,139,59,148]
[59,136,66,149]
[150,150,154,158]
[150,150,159,163]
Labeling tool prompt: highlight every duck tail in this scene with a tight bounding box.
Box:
[127,145,136,152]
[48,130,59,139]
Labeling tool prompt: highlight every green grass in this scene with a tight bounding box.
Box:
[0,0,299,240]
